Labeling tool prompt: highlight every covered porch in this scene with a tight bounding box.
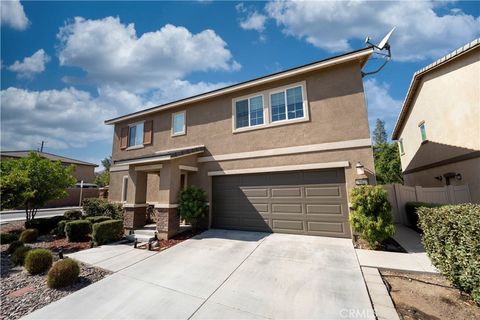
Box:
[117,146,205,240]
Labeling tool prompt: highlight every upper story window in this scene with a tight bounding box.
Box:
[419,122,427,142]
[271,86,305,123]
[232,81,308,133]
[172,111,186,136]
[235,95,264,129]
[398,139,405,155]
[128,122,144,147]
[120,120,152,150]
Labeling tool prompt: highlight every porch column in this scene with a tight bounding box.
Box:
[124,166,148,230]
[154,162,180,240]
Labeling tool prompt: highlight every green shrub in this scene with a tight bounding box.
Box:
[64,209,83,220]
[47,258,80,288]
[11,246,31,266]
[24,248,53,274]
[1,232,19,244]
[65,220,92,242]
[349,185,395,249]
[405,201,442,232]
[418,204,480,304]
[19,229,39,243]
[25,216,67,235]
[56,220,67,237]
[92,220,123,245]
[7,240,24,254]
[82,198,123,219]
[86,216,111,224]
[178,186,208,230]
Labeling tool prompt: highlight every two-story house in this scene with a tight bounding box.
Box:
[392,39,479,203]
[105,47,376,239]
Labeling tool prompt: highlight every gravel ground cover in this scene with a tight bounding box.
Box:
[1,251,111,320]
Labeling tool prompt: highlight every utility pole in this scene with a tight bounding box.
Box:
[40,141,45,152]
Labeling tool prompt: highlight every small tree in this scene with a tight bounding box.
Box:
[178,186,208,231]
[95,156,112,187]
[0,152,76,221]
[372,118,403,184]
[349,185,395,249]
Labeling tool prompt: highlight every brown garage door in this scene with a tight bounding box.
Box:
[212,169,351,238]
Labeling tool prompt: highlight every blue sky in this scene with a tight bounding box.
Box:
[1,0,479,169]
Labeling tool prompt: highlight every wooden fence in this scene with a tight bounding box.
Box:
[382,183,472,225]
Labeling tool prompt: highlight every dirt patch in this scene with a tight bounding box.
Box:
[381,269,480,320]
[0,222,25,234]
[353,235,406,252]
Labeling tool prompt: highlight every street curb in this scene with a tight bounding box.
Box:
[0,206,81,215]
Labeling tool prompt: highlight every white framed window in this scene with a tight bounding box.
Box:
[121,176,128,202]
[270,85,305,123]
[234,95,265,129]
[398,139,405,155]
[419,121,427,142]
[128,122,144,148]
[172,111,186,136]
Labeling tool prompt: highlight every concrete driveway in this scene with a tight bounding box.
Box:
[25,229,374,320]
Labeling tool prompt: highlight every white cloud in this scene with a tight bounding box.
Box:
[8,49,50,79]
[0,87,117,150]
[363,79,403,139]
[57,17,240,92]
[240,11,267,32]
[0,0,29,30]
[266,0,480,61]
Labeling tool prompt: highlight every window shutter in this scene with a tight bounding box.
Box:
[120,127,128,149]
[143,120,153,145]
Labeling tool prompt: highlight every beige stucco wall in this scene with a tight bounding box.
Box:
[108,59,375,205]
[73,164,96,183]
[404,157,480,203]
[397,48,480,172]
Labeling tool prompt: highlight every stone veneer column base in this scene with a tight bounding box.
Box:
[124,206,147,230]
[154,208,180,240]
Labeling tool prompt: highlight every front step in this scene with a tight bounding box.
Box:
[130,225,158,244]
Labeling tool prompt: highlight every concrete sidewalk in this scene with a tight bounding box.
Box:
[67,243,157,272]
[355,224,437,273]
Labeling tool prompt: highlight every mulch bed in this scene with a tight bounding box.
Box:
[381,269,480,320]
[353,235,407,252]
[0,221,24,234]
[135,229,202,251]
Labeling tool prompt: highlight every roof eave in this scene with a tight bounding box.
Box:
[105,47,374,125]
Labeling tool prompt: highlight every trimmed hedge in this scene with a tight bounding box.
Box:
[86,216,111,224]
[418,204,480,304]
[24,249,53,274]
[65,220,92,242]
[1,233,19,244]
[405,201,442,232]
[25,216,67,235]
[7,240,24,254]
[64,209,83,220]
[12,246,31,266]
[47,258,80,288]
[92,220,123,245]
[57,220,67,237]
[82,198,123,219]
[19,229,39,243]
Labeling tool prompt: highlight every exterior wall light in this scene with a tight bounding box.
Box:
[356,162,365,176]
[455,173,462,181]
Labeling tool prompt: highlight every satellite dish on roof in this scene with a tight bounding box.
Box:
[362,27,396,77]
[378,27,396,50]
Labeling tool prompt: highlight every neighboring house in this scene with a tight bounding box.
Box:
[0,150,98,183]
[392,39,480,203]
[105,47,376,239]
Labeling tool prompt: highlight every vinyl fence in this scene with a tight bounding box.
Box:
[382,183,472,225]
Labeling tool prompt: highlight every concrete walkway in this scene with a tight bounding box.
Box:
[67,243,157,272]
[355,224,437,273]
[25,229,374,320]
